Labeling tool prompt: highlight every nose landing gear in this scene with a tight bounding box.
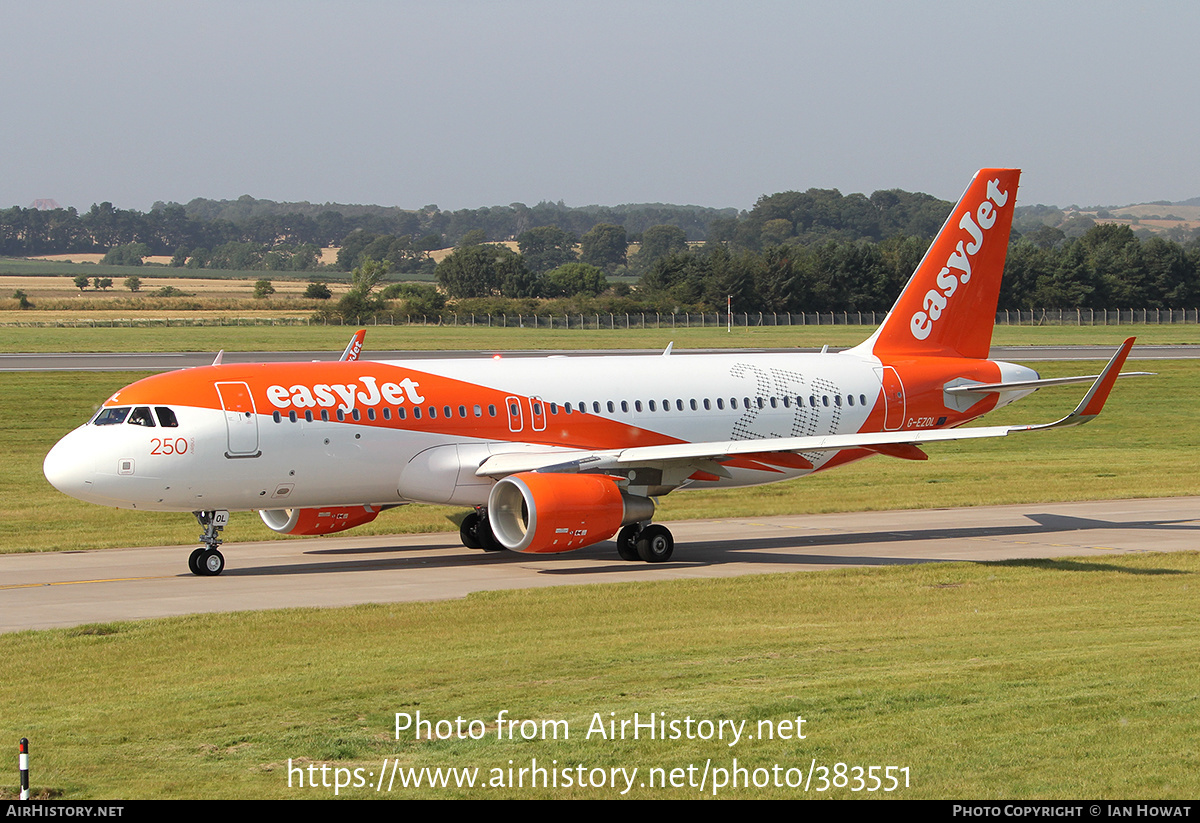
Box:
[189,510,229,576]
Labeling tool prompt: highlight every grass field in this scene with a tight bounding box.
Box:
[1,552,1196,798]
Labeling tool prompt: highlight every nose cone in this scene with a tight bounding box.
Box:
[44,429,94,501]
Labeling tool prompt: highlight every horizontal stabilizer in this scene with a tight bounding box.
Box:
[946,369,1152,395]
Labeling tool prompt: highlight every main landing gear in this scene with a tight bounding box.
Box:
[189,510,229,576]
[616,523,674,563]
[459,509,504,552]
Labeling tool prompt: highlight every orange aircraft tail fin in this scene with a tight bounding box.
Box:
[858,168,1020,361]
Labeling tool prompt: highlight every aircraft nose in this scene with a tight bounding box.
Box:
[43,431,94,500]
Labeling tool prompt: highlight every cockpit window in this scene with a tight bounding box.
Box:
[155,407,179,427]
[128,407,156,427]
[92,407,130,426]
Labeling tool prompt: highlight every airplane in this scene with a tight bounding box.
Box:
[43,168,1144,576]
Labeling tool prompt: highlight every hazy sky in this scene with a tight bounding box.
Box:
[3,1,1197,213]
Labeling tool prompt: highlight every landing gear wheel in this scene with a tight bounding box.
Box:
[636,524,674,563]
[616,524,641,561]
[460,512,483,549]
[461,509,504,552]
[198,549,225,576]
[188,548,206,576]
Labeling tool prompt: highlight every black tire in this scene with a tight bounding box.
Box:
[460,512,483,549]
[477,516,504,552]
[616,524,640,561]
[199,549,225,576]
[188,547,206,576]
[636,524,674,563]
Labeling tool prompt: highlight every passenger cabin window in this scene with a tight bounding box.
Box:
[128,407,155,427]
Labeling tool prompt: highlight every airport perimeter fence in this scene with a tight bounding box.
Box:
[3,308,1200,329]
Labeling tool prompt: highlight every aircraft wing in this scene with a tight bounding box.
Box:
[475,338,1135,480]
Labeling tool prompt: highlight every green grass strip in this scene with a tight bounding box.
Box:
[1,552,1196,798]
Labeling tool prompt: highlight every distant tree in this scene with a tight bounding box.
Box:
[124,276,142,292]
[13,289,32,309]
[170,247,188,267]
[186,247,210,269]
[634,225,688,271]
[456,228,488,248]
[254,279,275,298]
[436,244,539,298]
[98,277,113,290]
[73,274,90,291]
[102,242,149,266]
[759,219,794,246]
[517,225,578,273]
[579,223,627,273]
[337,258,390,319]
[543,262,607,297]
[303,282,332,300]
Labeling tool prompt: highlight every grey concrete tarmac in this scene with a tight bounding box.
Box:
[2,497,1196,633]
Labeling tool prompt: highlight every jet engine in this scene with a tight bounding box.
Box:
[487,472,654,553]
[259,505,380,535]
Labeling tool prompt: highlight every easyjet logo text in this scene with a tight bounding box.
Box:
[909,177,1009,341]
[266,376,424,411]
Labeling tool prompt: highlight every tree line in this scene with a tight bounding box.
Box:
[6,185,1200,314]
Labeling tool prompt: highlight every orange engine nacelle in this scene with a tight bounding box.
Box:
[259,505,380,535]
[487,472,655,554]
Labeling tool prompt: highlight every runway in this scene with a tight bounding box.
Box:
[3,497,1196,633]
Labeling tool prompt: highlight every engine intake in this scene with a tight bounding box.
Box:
[487,472,654,553]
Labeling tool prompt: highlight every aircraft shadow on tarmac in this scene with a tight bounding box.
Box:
[208,512,1200,579]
